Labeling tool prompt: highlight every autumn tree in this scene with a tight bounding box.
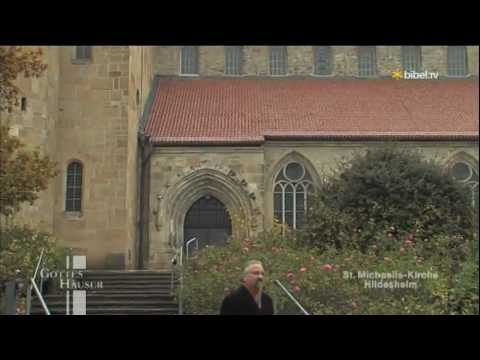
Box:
[0,46,47,112]
[0,46,57,217]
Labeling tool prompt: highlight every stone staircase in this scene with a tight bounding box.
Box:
[31,270,178,315]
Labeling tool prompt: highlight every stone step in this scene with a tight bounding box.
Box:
[33,300,177,308]
[83,272,174,277]
[88,286,173,292]
[85,290,175,295]
[80,279,175,284]
[35,293,176,300]
[83,271,173,277]
[31,307,179,315]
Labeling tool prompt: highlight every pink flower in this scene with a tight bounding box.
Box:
[287,271,295,280]
[300,267,307,273]
[293,286,301,293]
[322,264,333,272]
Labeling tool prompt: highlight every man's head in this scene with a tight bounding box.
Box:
[241,260,265,292]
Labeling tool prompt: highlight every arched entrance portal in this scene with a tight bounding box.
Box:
[183,195,232,251]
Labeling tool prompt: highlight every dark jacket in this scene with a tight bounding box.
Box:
[220,285,274,315]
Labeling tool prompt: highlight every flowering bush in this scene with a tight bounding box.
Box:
[180,223,472,315]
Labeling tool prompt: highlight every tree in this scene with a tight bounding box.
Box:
[0,46,47,113]
[0,125,58,216]
[0,46,57,217]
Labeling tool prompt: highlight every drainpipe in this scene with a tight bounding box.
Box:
[137,133,152,269]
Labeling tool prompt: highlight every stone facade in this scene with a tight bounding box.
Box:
[145,142,479,269]
[2,46,478,270]
[153,46,479,78]
[3,46,154,269]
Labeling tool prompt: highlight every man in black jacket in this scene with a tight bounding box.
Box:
[220,260,274,315]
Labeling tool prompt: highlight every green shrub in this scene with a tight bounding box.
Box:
[180,223,469,315]
[448,240,479,315]
[304,146,474,252]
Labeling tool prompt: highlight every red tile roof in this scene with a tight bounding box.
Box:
[144,77,479,145]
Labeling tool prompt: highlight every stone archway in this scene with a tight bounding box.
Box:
[162,168,256,252]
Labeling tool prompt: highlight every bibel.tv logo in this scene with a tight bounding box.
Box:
[392,69,439,80]
[40,256,103,315]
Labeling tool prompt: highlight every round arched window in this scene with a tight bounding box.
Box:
[452,162,472,182]
[284,162,305,181]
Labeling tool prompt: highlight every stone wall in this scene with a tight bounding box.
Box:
[53,46,132,269]
[126,46,154,268]
[152,46,479,78]
[0,46,59,232]
[147,147,264,269]
[147,142,479,269]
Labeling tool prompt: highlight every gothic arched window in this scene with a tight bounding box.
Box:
[314,46,333,75]
[269,46,288,76]
[180,46,199,75]
[274,162,314,229]
[402,46,422,72]
[66,161,83,212]
[447,46,468,77]
[358,46,377,77]
[449,160,479,209]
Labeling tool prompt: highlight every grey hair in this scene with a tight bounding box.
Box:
[242,260,264,278]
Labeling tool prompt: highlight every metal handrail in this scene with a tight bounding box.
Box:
[274,280,310,315]
[185,237,198,260]
[32,248,45,281]
[171,237,198,315]
[30,278,50,315]
[26,248,50,315]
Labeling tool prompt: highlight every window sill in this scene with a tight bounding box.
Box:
[310,73,335,78]
[445,73,472,79]
[64,212,83,220]
[71,59,92,65]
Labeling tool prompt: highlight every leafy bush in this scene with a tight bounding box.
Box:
[180,223,470,315]
[448,240,479,315]
[304,146,474,251]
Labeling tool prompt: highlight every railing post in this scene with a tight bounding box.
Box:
[26,283,32,315]
[3,280,17,315]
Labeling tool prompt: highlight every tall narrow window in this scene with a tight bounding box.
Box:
[274,162,313,230]
[402,46,422,72]
[447,46,468,77]
[75,46,92,61]
[66,162,83,212]
[180,46,199,75]
[269,46,287,76]
[21,97,27,111]
[225,46,242,75]
[358,46,377,77]
[314,46,333,75]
